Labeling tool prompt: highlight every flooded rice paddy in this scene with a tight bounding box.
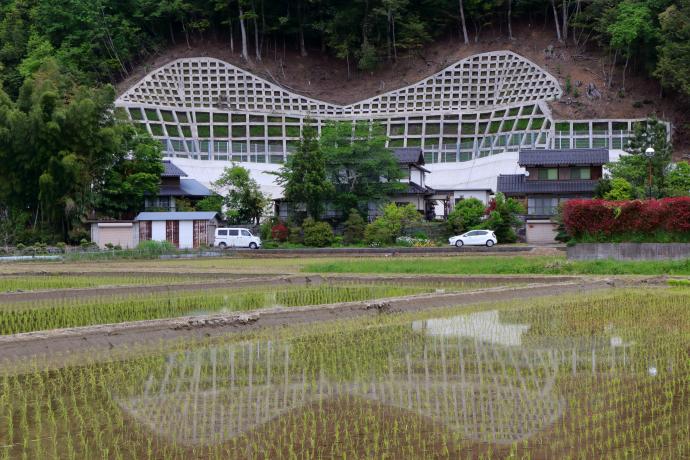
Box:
[1,288,688,459]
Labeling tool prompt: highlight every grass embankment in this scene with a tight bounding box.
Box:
[0,282,482,335]
[305,255,690,275]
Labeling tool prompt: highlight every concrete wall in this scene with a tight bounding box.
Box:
[568,243,690,261]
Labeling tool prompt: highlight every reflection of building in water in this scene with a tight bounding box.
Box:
[412,310,531,346]
[118,314,637,446]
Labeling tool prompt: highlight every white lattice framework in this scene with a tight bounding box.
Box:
[116,51,565,163]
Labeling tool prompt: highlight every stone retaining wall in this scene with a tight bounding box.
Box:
[567,243,690,261]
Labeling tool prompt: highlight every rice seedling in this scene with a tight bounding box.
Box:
[0,281,485,335]
[0,274,203,292]
[0,288,688,459]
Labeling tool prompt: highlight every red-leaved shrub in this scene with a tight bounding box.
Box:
[563,197,690,238]
[271,222,289,242]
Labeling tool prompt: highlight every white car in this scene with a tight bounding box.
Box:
[449,230,497,247]
[214,228,262,249]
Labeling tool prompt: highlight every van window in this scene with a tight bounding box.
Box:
[228,229,239,236]
[241,230,251,236]
[217,229,228,236]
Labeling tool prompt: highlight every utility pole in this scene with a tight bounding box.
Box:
[645,147,655,199]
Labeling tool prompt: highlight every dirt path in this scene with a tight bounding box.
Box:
[0,279,612,365]
[0,274,580,303]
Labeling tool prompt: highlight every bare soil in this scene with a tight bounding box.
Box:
[0,279,613,364]
[119,23,689,155]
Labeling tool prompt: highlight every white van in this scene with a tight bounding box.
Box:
[214,228,262,249]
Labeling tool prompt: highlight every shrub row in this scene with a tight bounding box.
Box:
[563,197,690,238]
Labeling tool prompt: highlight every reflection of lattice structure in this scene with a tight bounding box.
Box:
[116,51,563,162]
[123,340,635,445]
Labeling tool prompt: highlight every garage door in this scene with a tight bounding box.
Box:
[97,224,134,248]
[526,221,558,245]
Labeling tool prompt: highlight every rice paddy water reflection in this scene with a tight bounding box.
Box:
[1,289,688,458]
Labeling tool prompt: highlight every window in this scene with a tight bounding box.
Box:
[538,168,558,180]
[528,198,559,215]
[570,167,591,180]
[218,230,228,236]
[241,230,251,236]
[228,229,239,236]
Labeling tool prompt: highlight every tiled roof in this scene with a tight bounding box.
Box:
[161,160,188,177]
[519,149,609,167]
[134,211,219,221]
[497,174,599,194]
[393,147,425,165]
[158,179,212,197]
[402,182,434,195]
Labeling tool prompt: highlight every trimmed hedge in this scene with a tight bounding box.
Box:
[563,198,690,239]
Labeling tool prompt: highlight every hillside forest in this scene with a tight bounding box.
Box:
[0,0,689,244]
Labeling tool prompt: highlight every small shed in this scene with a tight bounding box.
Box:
[90,221,135,249]
[134,212,220,249]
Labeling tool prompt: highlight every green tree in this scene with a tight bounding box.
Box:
[321,121,404,215]
[213,164,269,224]
[0,59,145,241]
[96,128,164,218]
[608,117,673,198]
[274,120,333,220]
[343,208,366,244]
[666,161,690,196]
[364,203,420,245]
[446,197,485,234]
[195,194,224,213]
[483,193,523,243]
[606,1,655,90]
[655,1,690,99]
[603,177,634,201]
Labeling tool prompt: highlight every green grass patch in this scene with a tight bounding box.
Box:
[304,256,690,275]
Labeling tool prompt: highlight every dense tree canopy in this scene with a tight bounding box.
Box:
[0,59,163,242]
[0,0,689,101]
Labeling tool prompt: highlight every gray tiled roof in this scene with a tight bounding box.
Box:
[134,211,219,221]
[158,179,212,197]
[497,174,599,194]
[519,149,609,167]
[161,160,188,177]
[393,147,425,165]
[402,182,434,195]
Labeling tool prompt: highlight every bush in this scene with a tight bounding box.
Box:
[343,209,366,244]
[563,197,690,241]
[136,240,176,253]
[446,198,486,235]
[270,222,289,242]
[288,225,302,244]
[365,203,421,245]
[302,218,334,247]
[483,193,524,243]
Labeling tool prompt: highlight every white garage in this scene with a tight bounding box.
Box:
[525,219,558,245]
